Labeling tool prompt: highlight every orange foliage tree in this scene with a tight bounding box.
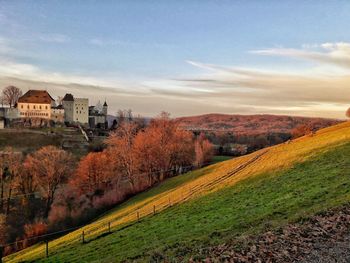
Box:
[291,124,313,139]
[133,112,195,185]
[25,146,74,217]
[106,122,139,192]
[194,133,214,167]
[72,151,112,195]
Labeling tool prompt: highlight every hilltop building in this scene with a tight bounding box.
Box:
[17,90,55,120]
[15,90,65,126]
[51,105,65,123]
[88,100,108,128]
[62,93,89,124]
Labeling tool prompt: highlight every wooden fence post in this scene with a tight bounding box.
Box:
[82,231,85,244]
[137,211,140,221]
[108,222,111,233]
[45,240,49,258]
[153,205,156,215]
[168,197,171,206]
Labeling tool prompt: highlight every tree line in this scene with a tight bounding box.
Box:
[0,112,213,255]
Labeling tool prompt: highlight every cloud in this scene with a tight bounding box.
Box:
[0,42,349,118]
[39,33,70,43]
[251,42,350,69]
[89,38,177,49]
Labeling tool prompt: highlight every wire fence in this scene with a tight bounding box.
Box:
[0,161,222,262]
[0,181,203,262]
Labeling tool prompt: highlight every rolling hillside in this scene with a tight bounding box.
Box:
[176,113,340,133]
[5,121,350,262]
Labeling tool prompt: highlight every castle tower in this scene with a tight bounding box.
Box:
[102,100,108,116]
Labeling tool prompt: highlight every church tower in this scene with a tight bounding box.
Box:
[102,100,108,116]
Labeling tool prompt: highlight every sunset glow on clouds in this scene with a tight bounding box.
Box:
[0,1,349,118]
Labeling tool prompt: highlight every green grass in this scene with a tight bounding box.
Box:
[7,137,350,262]
[211,155,233,164]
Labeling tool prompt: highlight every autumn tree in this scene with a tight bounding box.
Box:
[106,122,139,192]
[1,86,22,108]
[72,152,112,195]
[25,146,74,217]
[194,133,213,167]
[134,112,195,184]
[291,124,313,139]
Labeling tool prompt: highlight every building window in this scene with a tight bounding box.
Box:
[21,105,23,109]
[34,105,36,109]
[39,105,42,109]
[45,106,48,110]
[27,105,29,109]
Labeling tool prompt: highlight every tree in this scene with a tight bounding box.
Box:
[1,86,22,108]
[194,134,213,167]
[72,152,112,195]
[0,147,23,214]
[134,112,195,184]
[346,108,350,118]
[0,214,8,244]
[291,124,313,139]
[106,122,139,192]
[25,146,73,217]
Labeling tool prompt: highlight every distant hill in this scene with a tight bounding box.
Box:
[176,113,341,134]
[7,121,350,262]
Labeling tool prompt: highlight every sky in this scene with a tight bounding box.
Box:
[0,0,350,118]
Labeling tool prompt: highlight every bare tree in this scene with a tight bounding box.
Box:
[2,86,22,108]
[0,95,5,107]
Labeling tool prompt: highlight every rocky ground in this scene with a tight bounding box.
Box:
[194,205,350,262]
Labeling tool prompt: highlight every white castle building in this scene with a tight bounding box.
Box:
[62,93,89,124]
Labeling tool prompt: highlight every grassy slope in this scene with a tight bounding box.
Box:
[0,128,87,156]
[5,121,350,262]
[0,129,62,152]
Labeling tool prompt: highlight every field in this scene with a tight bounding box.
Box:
[5,121,350,262]
[0,128,88,156]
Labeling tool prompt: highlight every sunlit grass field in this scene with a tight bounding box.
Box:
[5,121,350,262]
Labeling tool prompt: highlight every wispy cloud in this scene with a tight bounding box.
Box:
[0,42,349,118]
[251,42,350,69]
[89,38,177,49]
[144,43,350,118]
[38,33,70,43]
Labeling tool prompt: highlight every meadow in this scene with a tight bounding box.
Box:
[5,121,350,262]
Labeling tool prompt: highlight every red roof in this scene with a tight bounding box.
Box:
[18,90,54,104]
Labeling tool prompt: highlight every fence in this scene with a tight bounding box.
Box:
[0,159,222,261]
[1,183,200,262]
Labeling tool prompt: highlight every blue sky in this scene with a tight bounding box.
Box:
[0,1,350,118]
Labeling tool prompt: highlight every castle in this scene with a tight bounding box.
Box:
[0,90,108,129]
